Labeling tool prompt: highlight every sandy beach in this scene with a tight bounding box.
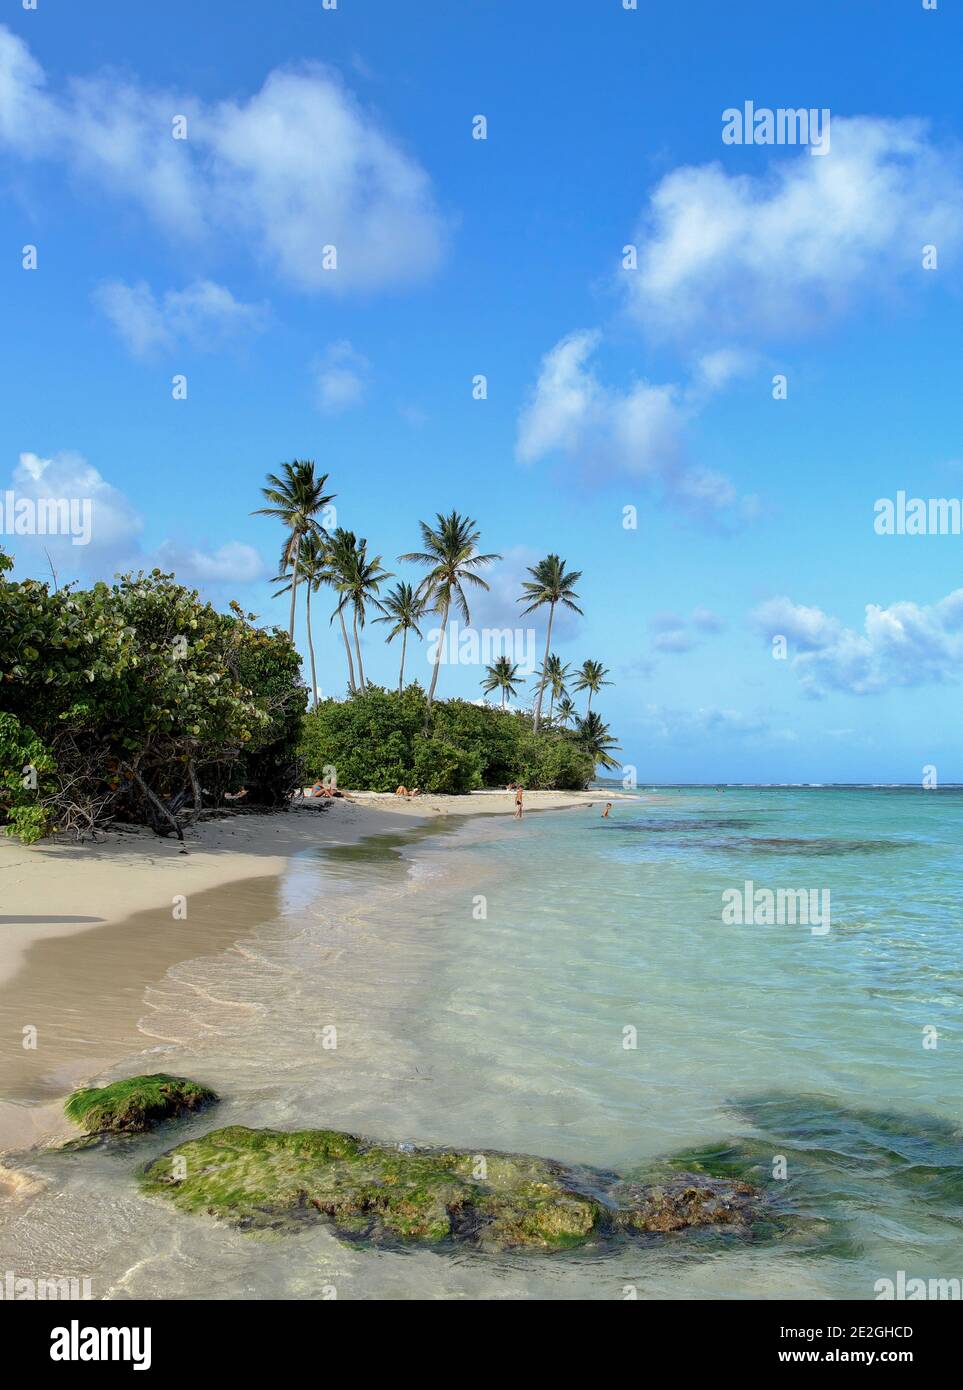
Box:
[0,789,624,1153]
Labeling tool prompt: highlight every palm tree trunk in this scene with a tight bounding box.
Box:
[353,609,366,692]
[501,686,506,710]
[398,627,408,694]
[549,688,555,723]
[426,600,449,708]
[305,584,318,714]
[287,533,300,639]
[337,604,357,695]
[587,688,593,714]
[533,602,555,734]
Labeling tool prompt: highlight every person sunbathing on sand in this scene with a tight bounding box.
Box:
[395,785,409,796]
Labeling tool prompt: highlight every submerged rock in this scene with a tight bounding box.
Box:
[613,1174,759,1234]
[139,1124,766,1251]
[64,1074,218,1136]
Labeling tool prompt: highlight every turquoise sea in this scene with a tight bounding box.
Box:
[3,788,963,1300]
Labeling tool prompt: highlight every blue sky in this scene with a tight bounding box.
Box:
[2,0,962,782]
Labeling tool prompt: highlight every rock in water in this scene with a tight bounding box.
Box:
[64,1074,219,1136]
[612,1174,759,1234]
[139,1124,766,1251]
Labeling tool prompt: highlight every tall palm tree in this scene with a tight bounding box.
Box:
[518,555,583,734]
[400,512,501,711]
[575,711,622,771]
[572,659,612,714]
[252,461,334,639]
[556,694,577,728]
[374,582,428,693]
[272,531,327,712]
[482,655,522,709]
[319,528,361,695]
[336,537,392,694]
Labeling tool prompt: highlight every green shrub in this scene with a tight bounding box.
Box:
[0,551,306,839]
[300,685,592,793]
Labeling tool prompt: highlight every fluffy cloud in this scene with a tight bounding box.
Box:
[628,116,963,341]
[8,451,142,571]
[311,340,369,414]
[752,591,963,696]
[0,26,446,292]
[515,330,747,519]
[153,540,266,585]
[94,279,268,358]
[2,451,264,589]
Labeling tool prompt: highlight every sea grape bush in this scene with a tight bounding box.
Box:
[0,549,306,841]
[300,684,595,793]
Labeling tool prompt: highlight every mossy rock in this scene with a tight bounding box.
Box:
[64,1074,218,1136]
[139,1124,766,1252]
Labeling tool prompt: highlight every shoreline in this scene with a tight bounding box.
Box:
[0,789,635,1155]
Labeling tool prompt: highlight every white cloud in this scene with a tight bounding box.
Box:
[515,330,742,519]
[153,540,266,585]
[628,116,963,341]
[9,451,142,570]
[2,451,264,590]
[0,26,446,293]
[94,279,268,358]
[752,590,963,696]
[311,340,369,414]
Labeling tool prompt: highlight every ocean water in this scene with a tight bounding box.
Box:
[3,788,963,1300]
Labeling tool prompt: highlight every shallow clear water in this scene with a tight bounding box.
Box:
[3,788,963,1300]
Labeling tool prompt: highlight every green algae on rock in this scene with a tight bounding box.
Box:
[139,1124,766,1251]
[64,1074,219,1136]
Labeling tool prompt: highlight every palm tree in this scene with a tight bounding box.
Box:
[536,654,572,724]
[482,655,522,709]
[252,461,334,638]
[374,582,428,693]
[272,531,327,712]
[572,659,612,714]
[319,528,361,694]
[556,695,577,728]
[575,711,622,771]
[518,555,582,734]
[336,536,392,694]
[400,512,501,711]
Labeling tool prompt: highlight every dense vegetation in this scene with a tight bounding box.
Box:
[300,685,595,793]
[0,552,305,843]
[1,459,623,841]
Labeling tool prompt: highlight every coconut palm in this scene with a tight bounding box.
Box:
[253,461,334,638]
[518,556,582,733]
[272,531,327,712]
[572,659,612,714]
[319,529,364,695]
[334,536,392,694]
[374,582,428,693]
[482,655,522,709]
[556,695,577,728]
[575,710,621,771]
[400,512,501,710]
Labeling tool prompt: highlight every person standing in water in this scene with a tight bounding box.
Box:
[602,803,612,818]
[514,784,524,819]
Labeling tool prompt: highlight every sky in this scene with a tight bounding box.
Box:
[1,0,962,782]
